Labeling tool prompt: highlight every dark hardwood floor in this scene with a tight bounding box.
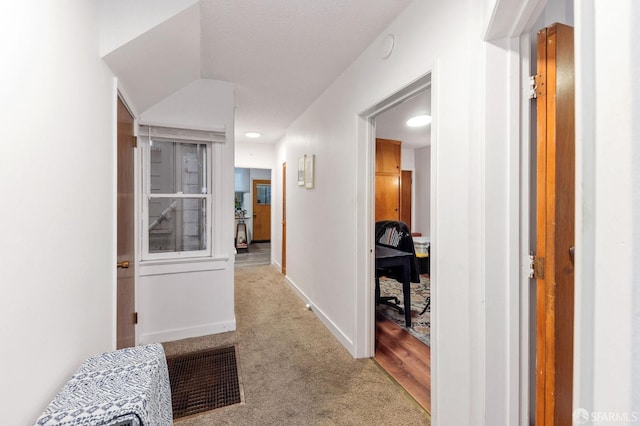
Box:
[375,312,431,412]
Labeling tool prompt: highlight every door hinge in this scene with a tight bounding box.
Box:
[132,136,138,148]
[529,76,537,99]
[529,253,545,279]
[133,312,138,324]
[529,74,546,99]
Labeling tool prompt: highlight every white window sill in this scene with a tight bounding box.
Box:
[138,255,229,277]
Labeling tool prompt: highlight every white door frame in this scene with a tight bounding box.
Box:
[483,1,552,425]
[355,73,433,358]
[353,1,552,423]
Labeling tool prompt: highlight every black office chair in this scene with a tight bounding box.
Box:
[375,220,422,315]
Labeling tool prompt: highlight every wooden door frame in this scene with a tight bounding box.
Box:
[400,169,412,228]
[535,23,575,425]
[252,179,271,242]
[116,95,136,349]
[282,162,286,275]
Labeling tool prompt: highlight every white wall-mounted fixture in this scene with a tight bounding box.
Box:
[406,114,431,127]
[380,34,395,59]
[245,132,261,138]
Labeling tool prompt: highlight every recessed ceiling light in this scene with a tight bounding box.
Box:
[406,115,432,128]
[245,132,261,138]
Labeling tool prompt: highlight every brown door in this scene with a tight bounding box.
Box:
[375,138,401,173]
[253,179,271,241]
[375,175,400,222]
[281,163,286,275]
[400,170,412,227]
[375,138,402,222]
[117,97,136,349]
[535,23,575,426]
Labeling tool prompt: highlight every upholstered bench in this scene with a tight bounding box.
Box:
[35,343,172,426]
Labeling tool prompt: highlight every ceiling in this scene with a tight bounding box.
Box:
[375,89,431,149]
[104,0,414,145]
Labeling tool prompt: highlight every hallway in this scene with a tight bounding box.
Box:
[163,264,429,424]
[234,242,271,268]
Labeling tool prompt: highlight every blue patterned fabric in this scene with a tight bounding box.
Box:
[35,343,172,426]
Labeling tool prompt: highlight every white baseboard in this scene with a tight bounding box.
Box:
[283,276,355,354]
[138,320,236,345]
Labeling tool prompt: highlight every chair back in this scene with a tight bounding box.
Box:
[375,220,421,283]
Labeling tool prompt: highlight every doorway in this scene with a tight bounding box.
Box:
[282,162,287,275]
[533,22,575,425]
[364,74,433,411]
[234,167,272,246]
[253,179,271,242]
[116,96,136,349]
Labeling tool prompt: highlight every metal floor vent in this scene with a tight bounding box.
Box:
[167,346,243,419]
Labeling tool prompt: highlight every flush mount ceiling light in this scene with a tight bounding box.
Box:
[406,114,432,128]
[245,132,261,138]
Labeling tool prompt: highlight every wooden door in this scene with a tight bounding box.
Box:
[375,138,401,222]
[535,23,575,426]
[282,163,286,275]
[117,97,136,349]
[253,179,271,241]
[375,175,400,222]
[400,170,412,227]
[376,138,401,173]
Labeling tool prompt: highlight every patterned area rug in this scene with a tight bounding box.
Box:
[377,275,430,347]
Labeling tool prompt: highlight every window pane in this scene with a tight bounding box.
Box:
[256,183,271,205]
[150,141,207,194]
[148,198,207,253]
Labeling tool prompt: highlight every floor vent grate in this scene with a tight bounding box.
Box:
[167,346,243,419]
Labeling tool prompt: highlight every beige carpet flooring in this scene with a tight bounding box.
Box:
[162,264,430,425]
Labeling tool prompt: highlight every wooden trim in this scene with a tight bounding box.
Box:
[535,26,549,425]
[535,23,575,426]
[282,162,286,275]
[400,170,412,227]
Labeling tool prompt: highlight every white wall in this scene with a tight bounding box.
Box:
[139,79,232,132]
[99,0,198,57]
[250,168,272,182]
[0,2,117,424]
[235,141,277,169]
[400,147,415,170]
[274,1,485,423]
[136,79,237,344]
[574,0,640,419]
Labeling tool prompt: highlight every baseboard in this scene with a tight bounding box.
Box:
[138,320,236,345]
[283,276,355,354]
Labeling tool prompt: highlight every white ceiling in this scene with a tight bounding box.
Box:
[375,89,431,149]
[103,0,414,145]
[104,6,201,115]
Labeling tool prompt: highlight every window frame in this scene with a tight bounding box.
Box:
[140,136,213,261]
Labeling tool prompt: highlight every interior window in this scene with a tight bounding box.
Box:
[142,139,212,260]
[255,183,271,205]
